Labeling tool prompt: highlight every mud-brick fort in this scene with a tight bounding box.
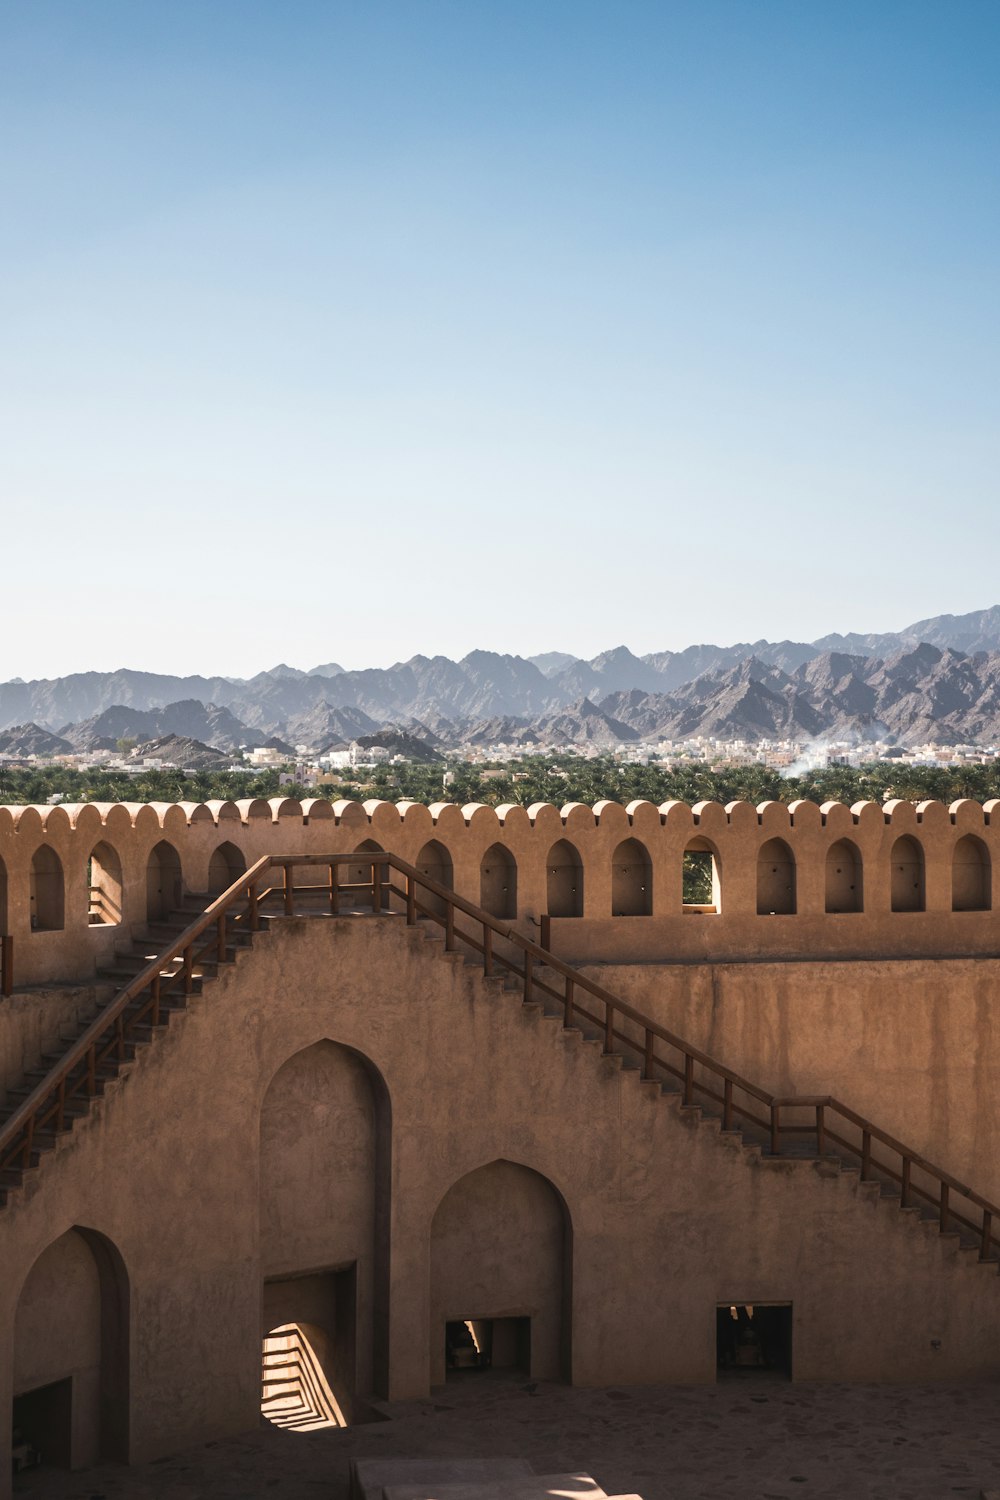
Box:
[2,791,1000,1492]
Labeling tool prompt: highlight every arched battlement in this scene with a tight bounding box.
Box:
[2,796,1000,981]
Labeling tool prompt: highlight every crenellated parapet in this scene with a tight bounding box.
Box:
[0,795,997,984]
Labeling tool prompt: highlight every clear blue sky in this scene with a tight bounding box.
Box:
[2,1,998,678]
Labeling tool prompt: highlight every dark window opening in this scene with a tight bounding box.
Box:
[716,1304,792,1379]
[12,1378,73,1472]
[445,1317,530,1377]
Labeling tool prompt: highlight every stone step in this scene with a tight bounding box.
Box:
[384,1474,609,1500]
[350,1457,534,1500]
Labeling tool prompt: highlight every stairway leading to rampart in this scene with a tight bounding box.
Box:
[2,852,999,1287]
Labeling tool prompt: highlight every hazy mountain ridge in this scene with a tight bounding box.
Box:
[4,606,1000,751]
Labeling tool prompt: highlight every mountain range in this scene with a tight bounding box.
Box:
[3,606,1000,756]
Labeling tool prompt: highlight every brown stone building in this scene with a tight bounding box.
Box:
[1,792,999,1492]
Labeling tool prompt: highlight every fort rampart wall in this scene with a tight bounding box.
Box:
[0,794,997,986]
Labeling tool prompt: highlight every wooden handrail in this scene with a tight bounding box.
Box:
[3,849,999,1261]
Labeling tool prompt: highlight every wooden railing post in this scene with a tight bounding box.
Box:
[770,1102,781,1155]
[151,974,161,1028]
[861,1129,872,1181]
[483,924,493,976]
[87,1043,96,1096]
[723,1078,734,1131]
[540,913,551,950]
[901,1157,912,1208]
[23,1114,34,1166]
[217,914,227,963]
[980,1210,993,1261]
[183,945,193,995]
[939,1182,950,1233]
[1,934,12,997]
[684,1053,695,1108]
[284,865,295,917]
[643,1027,655,1080]
[815,1102,826,1157]
[406,874,416,925]
[564,977,574,1027]
[248,881,260,932]
[445,903,455,952]
[372,862,383,914]
[330,863,339,915]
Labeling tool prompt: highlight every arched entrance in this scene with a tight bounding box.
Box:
[146,841,183,924]
[546,840,583,918]
[611,838,652,916]
[30,846,64,932]
[88,841,123,926]
[12,1227,129,1473]
[259,1040,391,1423]
[825,839,863,913]
[480,844,517,920]
[208,840,247,897]
[415,839,454,918]
[430,1159,571,1386]
[757,839,796,915]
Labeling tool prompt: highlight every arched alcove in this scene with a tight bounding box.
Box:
[480,843,517,920]
[415,840,454,919]
[756,838,796,916]
[611,838,652,916]
[30,845,64,932]
[546,840,583,918]
[345,840,384,902]
[683,837,722,913]
[88,841,123,926]
[890,835,925,913]
[13,1227,129,1472]
[208,840,247,897]
[430,1160,571,1386]
[146,840,183,924]
[259,1040,391,1415]
[952,835,990,912]
[825,839,863,914]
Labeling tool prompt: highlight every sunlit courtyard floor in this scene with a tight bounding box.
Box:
[13,1375,1000,1500]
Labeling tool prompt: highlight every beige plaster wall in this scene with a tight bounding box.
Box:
[2,916,1000,1499]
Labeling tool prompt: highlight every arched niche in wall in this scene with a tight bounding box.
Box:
[208,840,247,897]
[610,837,652,916]
[13,1227,130,1472]
[480,843,517,920]
[259,1039,391,1409]
[682,837,722,913]
[756,838,796,916]
[825,839,863,914]
[346,840,384,894]
[146,840,183,924]
[88,841,123,926]
[30,845,65,932]
[429,1159,571,1387]
[0,854,7,934]
[546,839,583,918]
[952,834,990,912]
[890,835,925,913]
[415,840,454,919]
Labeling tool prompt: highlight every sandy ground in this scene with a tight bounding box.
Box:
[13,1374,1000,1500]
